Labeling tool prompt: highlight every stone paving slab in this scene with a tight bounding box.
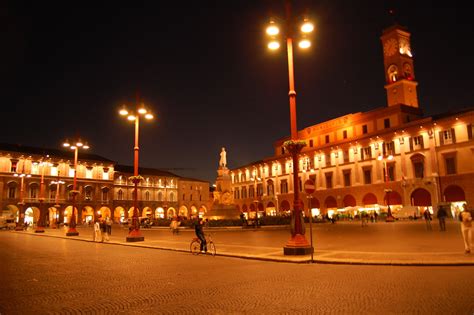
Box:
[10,224,474,266]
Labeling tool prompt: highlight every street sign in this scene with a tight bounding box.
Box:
[304,179,315,194]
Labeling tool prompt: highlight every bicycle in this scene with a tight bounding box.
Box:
[190,234,216,256]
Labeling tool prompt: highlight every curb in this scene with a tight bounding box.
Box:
[13,231,474,267]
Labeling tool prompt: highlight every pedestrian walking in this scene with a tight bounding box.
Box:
[170,216,179,234]
[100,217,109,242]
[361,211,368,227]
[106,216,112,236]
[459,204,472,254]
[93,219,101,242]
[436,205,448,231]
[423,209,432,231]
[374,211,378,222]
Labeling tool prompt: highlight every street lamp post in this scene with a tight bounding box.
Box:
[266,0,314,255]
[378,153,395,222]
[51,173,65,229]
[119,102,154,242]
[252,169,261,228]
[14,166,31,231]
[63,138,90,236]
[35,158,52,233]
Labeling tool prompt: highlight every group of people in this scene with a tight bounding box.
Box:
[93,216,112,242]
[422,204,472,254]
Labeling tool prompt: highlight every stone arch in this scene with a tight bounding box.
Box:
[190,205,198,216]
[411,188,431,206]
[385,191,402,205]
[64,206,78,224]
[280,200,291,212]
[362,193,378,205]
[142,207,153,217]
[155,207,165,219]
[178,206,188,217]
[114,206,125,222]
[343,194,356,207]
[82,206,95,223]
[443,185,466,202]
[167,207,176,218]
[99,206,111,218]
[325,196,337,209]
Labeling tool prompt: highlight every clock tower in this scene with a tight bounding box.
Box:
[381,24,419,108]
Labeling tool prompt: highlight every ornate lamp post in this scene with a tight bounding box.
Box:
[378,153,395,222]
[14,165,31,231]
[51,174,65,228]
[35,158,52,233]
[251,169,261,228]
[265,0,314,255]
[63,138,90,236]
[119,102,154,242]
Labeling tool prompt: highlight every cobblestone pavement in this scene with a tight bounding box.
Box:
[0,233,473,315]
[11,220,474,265]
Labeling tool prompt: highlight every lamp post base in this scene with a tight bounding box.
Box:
[283,234,314,255]
[126,229,145,242]
[385,216,395,222]
[66,228,79,236]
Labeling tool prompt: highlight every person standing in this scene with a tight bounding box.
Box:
[106,216,112,237]
[436,205,448,232]
[459,204,472,254]
[100,217,109,242]
[423,209,432,231]
[194,217,207,253]
[93,218,101,242]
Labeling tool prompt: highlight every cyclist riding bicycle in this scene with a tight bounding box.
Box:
[194,216,207,253]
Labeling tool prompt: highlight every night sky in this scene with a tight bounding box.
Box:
[2,1,473,184]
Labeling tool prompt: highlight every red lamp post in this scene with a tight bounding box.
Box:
[35,158,52,233]
[63,138,89,236]
[378,153,395,222]
[265,0,314,255]
[119,101,154,242]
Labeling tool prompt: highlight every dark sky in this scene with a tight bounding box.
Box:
[2,1,473,183]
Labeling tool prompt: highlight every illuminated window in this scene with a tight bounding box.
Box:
[102,172,109,180]
[32,163,39,175]
[169,192,175,202]
[86,167,93,179]
[68,166,74,178]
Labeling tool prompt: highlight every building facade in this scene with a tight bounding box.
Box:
[229,23,474,220]
[0,144,211,225]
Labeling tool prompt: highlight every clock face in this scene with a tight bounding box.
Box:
[383,38,398,57]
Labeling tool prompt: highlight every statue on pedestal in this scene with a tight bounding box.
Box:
[219,147,227,168]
